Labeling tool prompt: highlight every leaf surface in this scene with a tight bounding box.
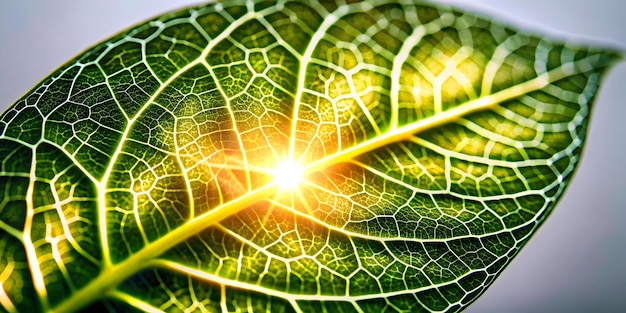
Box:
[0,1,620,312]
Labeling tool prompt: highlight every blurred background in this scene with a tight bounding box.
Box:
[0,1,624,312]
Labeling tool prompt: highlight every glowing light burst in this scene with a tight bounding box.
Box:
[272,160,305,191]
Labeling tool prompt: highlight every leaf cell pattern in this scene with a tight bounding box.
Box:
[0,1,620,312]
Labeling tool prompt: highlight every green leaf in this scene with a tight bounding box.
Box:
[0,1,621,312]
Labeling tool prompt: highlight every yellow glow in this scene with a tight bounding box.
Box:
[272,160,305,190]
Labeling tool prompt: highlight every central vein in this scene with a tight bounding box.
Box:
[50,54,592,313]
[50,183,278,313]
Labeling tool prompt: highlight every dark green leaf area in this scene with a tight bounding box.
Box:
[2,106,42,145]
[116,268,298,313]
[0,237,38,313]
[0,140,34,311]
[30,143,100,304]
[83,300,145,313]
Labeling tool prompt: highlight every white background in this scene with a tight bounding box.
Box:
[0,1,624,312]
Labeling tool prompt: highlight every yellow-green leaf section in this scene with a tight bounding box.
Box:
[0,1,620,312]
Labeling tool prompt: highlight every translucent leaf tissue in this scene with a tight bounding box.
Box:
[0,1,621,312]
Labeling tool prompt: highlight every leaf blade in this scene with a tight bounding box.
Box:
[0,1,616,309]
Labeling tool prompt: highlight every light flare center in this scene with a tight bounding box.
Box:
[272,160,305,190]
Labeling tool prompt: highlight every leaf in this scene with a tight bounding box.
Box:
[0,1,621,312]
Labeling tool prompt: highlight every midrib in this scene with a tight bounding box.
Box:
[49,183,278,313]
[48,54,602,313]
[304,55,600,172]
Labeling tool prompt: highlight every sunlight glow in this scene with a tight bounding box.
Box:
[273,160,305,190]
